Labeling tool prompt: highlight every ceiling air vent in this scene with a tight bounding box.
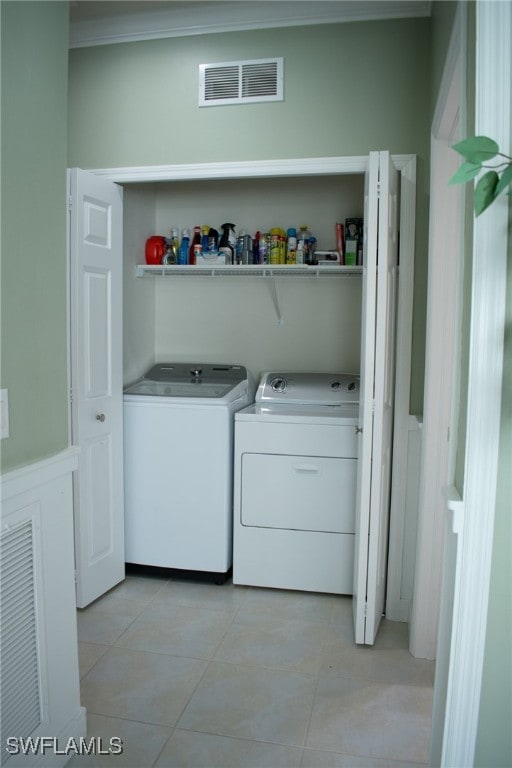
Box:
[199,58,283,107]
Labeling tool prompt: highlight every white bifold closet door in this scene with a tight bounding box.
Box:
[353,151,399,645]
[68,167,125,608]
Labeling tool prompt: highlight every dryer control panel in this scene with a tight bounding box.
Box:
[255,372,360,406]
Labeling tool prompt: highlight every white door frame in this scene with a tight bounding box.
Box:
[420,1,511,763]
[409,3,467,661]
[436,2,511,765]
[92,153,417,619]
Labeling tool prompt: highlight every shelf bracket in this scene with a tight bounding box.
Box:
[268,274,283,325]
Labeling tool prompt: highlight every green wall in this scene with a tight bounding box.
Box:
[0,2,70,472]
[68,19,430,167]
[429,1,458,117]
[68,18,431,413]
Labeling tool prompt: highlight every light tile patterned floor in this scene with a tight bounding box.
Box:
[70,572,434,767]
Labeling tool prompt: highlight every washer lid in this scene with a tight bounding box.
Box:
[256,372,360,405]
[123,380,236,398]
[124,362,249,398]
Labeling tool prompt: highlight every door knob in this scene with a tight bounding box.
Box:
[96,413,106,422]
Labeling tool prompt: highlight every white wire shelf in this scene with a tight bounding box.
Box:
[135,264,363,278]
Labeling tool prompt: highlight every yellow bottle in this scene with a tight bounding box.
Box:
[269,228,281,265]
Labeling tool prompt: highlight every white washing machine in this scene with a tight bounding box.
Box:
[233,371,359,594]
[123,363,254,578]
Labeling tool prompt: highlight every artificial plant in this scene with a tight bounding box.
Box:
[449,135,512,216]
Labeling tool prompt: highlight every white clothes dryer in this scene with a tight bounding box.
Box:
[233,371,359,594]
[123,363,254,579]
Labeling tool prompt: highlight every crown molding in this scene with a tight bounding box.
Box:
[69,1,431,48]
[85,154,414,183]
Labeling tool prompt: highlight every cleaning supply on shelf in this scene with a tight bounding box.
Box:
[253,231,260,264]
[258,232,269,264]
[219,222,235,264]
[345,240,357,266]
[234,232,252,264]
[308,236,318,264]
[286,228,297,264]
[296,225,311,264]
[235,233,244,264]
[345,217,364,266]
[336,222,345,265]
[269,228,282,264]
[189,226,201,265]
[145,235,167,265]
[201,225,210,252]
[206,227,218,253]
[163,228,179,265]
[280,229,287,263]
[241,234,252,264]
[162,247,172,266]
[178,229,190,265]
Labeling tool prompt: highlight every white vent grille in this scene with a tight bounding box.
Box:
[1,520,42,763]
[199,58,283,106]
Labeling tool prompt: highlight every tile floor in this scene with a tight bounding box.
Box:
[71,571,434,768]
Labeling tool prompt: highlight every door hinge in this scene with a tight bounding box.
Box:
[68,195,73,211]
[69,387,73,405]
[372,399,376,414]
[376,182,381,199]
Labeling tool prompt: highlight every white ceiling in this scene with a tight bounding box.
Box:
[69,1,432,48]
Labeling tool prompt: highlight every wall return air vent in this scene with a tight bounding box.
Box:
[199,58,283,106]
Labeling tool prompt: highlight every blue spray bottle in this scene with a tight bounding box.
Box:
[178,229,190,265]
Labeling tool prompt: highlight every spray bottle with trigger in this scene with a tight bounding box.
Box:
[219,223,236,264]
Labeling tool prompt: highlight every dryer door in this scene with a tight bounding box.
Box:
[241,453,357,533]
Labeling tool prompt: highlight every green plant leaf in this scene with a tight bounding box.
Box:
[449,161,482,185]
[452,135,499,163]
[495,162,512,196]
[474,170,499,216]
